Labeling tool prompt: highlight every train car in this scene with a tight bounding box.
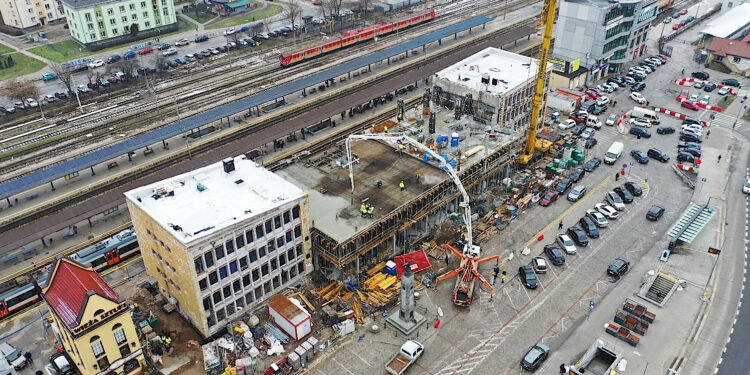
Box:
[279,10,436,67]
[0,269,51,320]
[70,228,139,271]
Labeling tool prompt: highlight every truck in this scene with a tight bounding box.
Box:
[569,339,622,375]
[603,142,624,165]
[385,340,424,375]
[629,107,660,125]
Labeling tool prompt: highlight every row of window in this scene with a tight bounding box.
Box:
[198,244,304,292]
[90,323,131,370]
[204,262,305,327]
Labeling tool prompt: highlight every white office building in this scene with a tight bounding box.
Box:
[125,156,311,337]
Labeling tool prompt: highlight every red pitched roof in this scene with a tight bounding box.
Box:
[708,37,750,59]
[43,259,120,330]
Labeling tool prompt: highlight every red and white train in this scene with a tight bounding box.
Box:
[279,10,437,67]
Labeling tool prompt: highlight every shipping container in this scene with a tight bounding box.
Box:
[267,294,312,341]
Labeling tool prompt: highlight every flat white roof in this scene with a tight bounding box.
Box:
[125,156,306,245]
[434,47,545,97]
[701,3,750,38]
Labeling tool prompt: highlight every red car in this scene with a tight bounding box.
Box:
[137,47,154,55]
[672,24,682,30]
[539,191,559,207]
[681,100,699,110]
[656,54,669,62]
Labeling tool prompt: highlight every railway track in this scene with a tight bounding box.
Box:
[0,0,537,181]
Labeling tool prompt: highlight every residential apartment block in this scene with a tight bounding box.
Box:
[125,156,311,337]
[553,0,658,81]
[61,0,177,50]
[0,0,64,31]
[42,259,145,375]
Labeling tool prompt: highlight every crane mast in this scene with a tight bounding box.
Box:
[520,0,557,164]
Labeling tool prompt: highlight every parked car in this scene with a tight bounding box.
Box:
[630,92,647,105]
[672,23,682,30]
[137,47,154,55]
[519,265,539,289]
[585,138,598,149]
[718,87,731,96]
[223,27,236,35]
[555,178,573,194]
[587,208,610,228]
[123,51,137,59]
[556,234,577,254]
[581,128,596,140]
[613,187,634,203]
[647,148,670,162]
[50,352,76,375]
[631,82,646,92]
[678,152,696,163]
[680,147,702,158]
[629,117,651,128]
[0,342,26,369]
[43,94,56,103]
[606,114,618,126]
[163,47,178,56]
[195,34,209,42]
[531,257,548,274]
[693,80,705,89]
[570,168,585,183]
[568,185,587,202]
[566,226,589,246]
[623,182,643,196]
[41,72,57,81]
[721,78,741,87]
[606,191,625,210]
[630,150,649,164]
[691,71,710,80]
[583,157,601,172]
[679,133,701,143]
[629,127,651,138]
[647,205,665,221]
[88,59,105,68]
[681,100,699,110]
[539,191,558,207]
[743,178,750,194]
[657,126,675,135]
[703,82,717,92]
[663,16,672,23]
[106,54,121,63]
[595,203,619,220]
[607,257,630,277]
[559,119,577,129]
[578,217,600,238]
[543,244,566,266]
[699,95,711,106]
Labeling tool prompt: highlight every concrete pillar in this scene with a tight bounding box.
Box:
[88,218,93,227]
[90,166,96,176]
[348,71,351,79]
[439,39,442,46]
[226,116,231,127]
[392,235,397,257]
[256,105,260,117]
[423,44,426,52]
[388,57,391,65]
[50,181,55,191]
[41,237,47,248]
[368,64,371,72]
[6,197,11,207]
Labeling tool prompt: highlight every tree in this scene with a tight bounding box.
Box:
[283,0,302,42]
[5,79,38,102]
[154,53,169,77]
[358,0,371,22]
[117,58,140,79]
[49,62,75,94]
[322,0,343,32]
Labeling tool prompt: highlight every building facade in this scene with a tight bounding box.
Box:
[707,36,750,76]
[61,0,177,50]
[125,156,311,337]
[42,259,144,375]
[554,0,658,81]
[432,47,551,133]
[0,0,64,30]
[722,0,748,13]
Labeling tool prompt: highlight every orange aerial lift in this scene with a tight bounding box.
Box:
[519,0,557,164]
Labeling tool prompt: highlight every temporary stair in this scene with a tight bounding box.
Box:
[638,272,679,307]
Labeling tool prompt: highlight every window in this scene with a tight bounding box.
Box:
[44,3,49,9]
[294,225,302,238]
[129,3,135,10]
[283,211,290,224]
[107,8,113,15]
[279,255,286,266]
[223,285,231,298]
[292,205,300,219]
[203,297,211,311]
[144,21,150,27]
[265,220,272,234]
[199,278,208,290]
[216,307,226,322]
[110,18,116,25]
[287,249,295,261]
[213,291,222,304]
[119,5,125,12]
[276,237,284,248]
[239,256,248,270]
[131,14,137,20]
[242,275,251,288]
[252,268,260,282]
[274,216,282,229]
[219,266,228,279]
[733,56,741,63]
[194,257,205,274]
[215,246,225,260]
[255,225,264,238]
[271,258,278,271]
[209,271,218,285]
[249,249,258,262]
[162,7,168,16]
[232,279,241,294]
[246,292,254,305]
[143,11,148,17]
[121,16,127,23]
[267,240,275,252]
[113,324,126,344]
[87,23,94,30]
[141,1,146,7]
[90,336,108,368]
[258,246,266,258]
[261,264,269,276]
[85,12,92,21]
[229,260,238,273]
[205,252,214,268]
[90,33,96,40]
[286,231,293,243]
[236,235,245,249]
[95,10,101,17]
[245,230,254,244]
[225,240,234,254]
[296,244,303,257]
[715,56,724,62]
[236,297,245,310]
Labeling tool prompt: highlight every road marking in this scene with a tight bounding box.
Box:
[345,347,371,367]
[332,358,354,375]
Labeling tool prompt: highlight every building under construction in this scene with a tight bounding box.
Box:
[276,48,549,280]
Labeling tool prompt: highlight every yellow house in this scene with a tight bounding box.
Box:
[42,259,145,375]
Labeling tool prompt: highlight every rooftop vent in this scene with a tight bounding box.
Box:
[223,158,235,174]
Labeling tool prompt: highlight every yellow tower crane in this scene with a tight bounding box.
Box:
[519,0,557,165]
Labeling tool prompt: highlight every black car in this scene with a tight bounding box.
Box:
[106,54,121,64]
[571,124,587,136]
[157,43,171,50]
[647,148,670,162]
[566,226,589,246]
[613,187,634,203]
[195,34,209,42]
[555,178,573,194]
[703,82,717,92]
[585,137,598,149]
[583,157,602,172]
[721,78,741,87]
[680,147,702,158]
[607,257,630,277]
[623,182,643,196]
[521,344,550,372]
[54,91,67,99]
[647,205,665,221]
[607,77,623,85]
[691,71,710,80]
[678,152,696,163]
[629,127,651,138]
[519,265,539,289]
[543,244,566,266]
[630,150,649,164]
[679,133,701,143]
[656,126,675,135]
[631,82,646,92]
[577,217,600,238]
[678,142,701,150]
[570,168,585,183]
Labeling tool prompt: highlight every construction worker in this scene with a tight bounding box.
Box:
[399,181,406,191]
[615,172,620,181]
[367,204,374,218]
[558,220,563,230]
[360,203,366,217]
[492,265,500,285]
[398,143,406,156]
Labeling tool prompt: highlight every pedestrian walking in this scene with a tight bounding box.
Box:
[24,352,32,364]
[444,252,450,268]
[681,68,685,75]
[615,172,620,181]
[399,180,406,191]
[501,270,507,284]
[560,363,567,374]
[558,220,563,230]
[718,155,722,162]
[491,265,500,285]
[706,129,711,138]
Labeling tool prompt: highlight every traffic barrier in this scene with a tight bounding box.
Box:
[673,77,738,96]
[653,107,709,126]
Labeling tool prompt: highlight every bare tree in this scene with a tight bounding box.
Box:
[358,0,371,22]
[49,62,75,94]
[154,53,169,77]
[283,0,302,42]
[5,79,38,102]
[322,0,343,32]
[118,58,140,79]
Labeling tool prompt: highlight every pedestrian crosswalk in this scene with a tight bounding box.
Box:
[710,112,743,129]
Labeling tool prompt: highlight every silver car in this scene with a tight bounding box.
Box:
[567,185,587,202]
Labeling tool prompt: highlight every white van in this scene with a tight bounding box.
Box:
[0,343,24,370]
[586,115,602,129]
[630,107,660,124]
[604,142,624,165]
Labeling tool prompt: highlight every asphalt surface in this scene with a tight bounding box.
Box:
[0,22,537,255]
